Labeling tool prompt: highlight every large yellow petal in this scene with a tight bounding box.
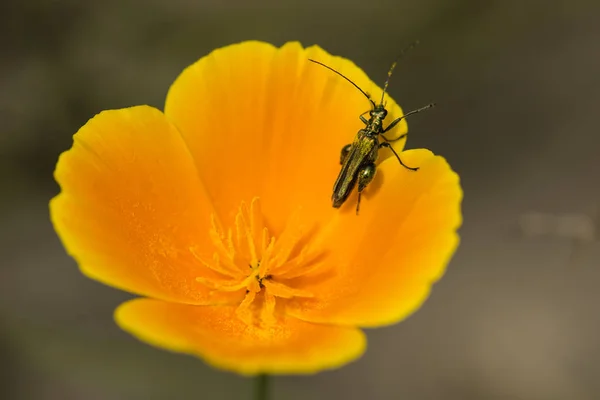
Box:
[284,149,462,327]
[164,40,409,233]
[115,298,366,375]
[50,106,243,305]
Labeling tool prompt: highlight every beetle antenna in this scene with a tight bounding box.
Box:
[380,40,420,105]
[309,59,376,108]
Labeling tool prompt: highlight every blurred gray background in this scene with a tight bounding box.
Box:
[1,0,599,399]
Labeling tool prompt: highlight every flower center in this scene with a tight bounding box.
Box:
[192,198,325,326]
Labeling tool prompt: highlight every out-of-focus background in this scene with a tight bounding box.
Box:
[2,0,599,399]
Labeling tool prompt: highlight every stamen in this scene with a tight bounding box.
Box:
[247,277,261,293]
[276,249,329,279]
[208,215,231,256]
[196,275,253,292]
[270,209,305,268]
[226,228,235,258]
[257,236,276,277]
[263,279,314,298]
[235,290,257,326]
[207,215,243,277]
[261,227,270,258]
[239,201,260,267]
[277,260,328,280]
[273,246,311,276]
[190,247,241,279]
[249,197,264,249]
[260,291,277,326]
[192,199,327,326]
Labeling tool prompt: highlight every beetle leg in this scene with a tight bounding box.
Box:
[356,162,377,215]
[380,132,407,143]
[379,142,419,171]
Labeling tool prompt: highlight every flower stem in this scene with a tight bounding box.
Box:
[254,374,269,400]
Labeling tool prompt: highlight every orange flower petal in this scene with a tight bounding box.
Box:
[115,298,366,375]
[50,106,243,305]
[285,149,462,327]
[164,41,409,232]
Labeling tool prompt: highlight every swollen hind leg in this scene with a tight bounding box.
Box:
[355,163,376,215]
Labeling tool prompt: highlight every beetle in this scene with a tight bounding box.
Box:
[309,42,434,214]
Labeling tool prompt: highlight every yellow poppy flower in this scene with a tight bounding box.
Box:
[50,41,462,376]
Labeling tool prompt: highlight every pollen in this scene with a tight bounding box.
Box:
[192,198,323,327]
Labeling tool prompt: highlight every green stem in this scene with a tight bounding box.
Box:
[254,374,269,400]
